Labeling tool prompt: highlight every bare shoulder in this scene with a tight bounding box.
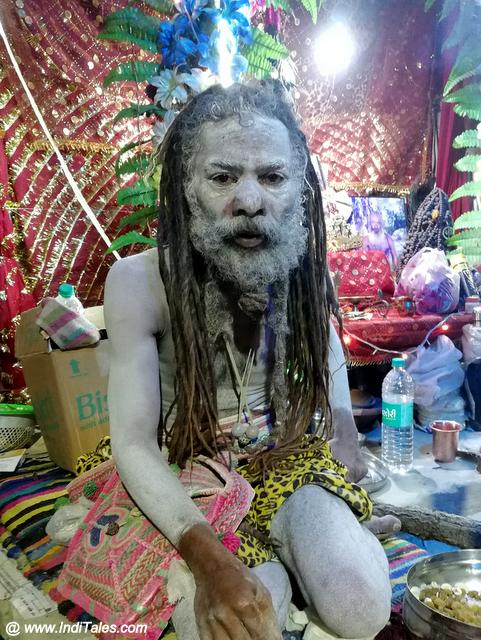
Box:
[104,248,167,338]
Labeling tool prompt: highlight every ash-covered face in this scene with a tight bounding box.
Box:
[185,113,308,291]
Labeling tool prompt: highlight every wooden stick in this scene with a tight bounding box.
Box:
[373,501,481,548]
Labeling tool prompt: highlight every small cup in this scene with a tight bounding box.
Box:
[431,421,462,463]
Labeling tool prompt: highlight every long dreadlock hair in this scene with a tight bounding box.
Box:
[155,80,340,469]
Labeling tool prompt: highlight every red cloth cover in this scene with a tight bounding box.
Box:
[328,249,395,298]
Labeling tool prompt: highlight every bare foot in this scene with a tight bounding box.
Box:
[364,515,401,539]
[329,438,368,483]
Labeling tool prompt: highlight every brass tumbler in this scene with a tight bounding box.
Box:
[431,420,462,463]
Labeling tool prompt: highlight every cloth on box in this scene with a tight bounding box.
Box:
[35,298,100,350]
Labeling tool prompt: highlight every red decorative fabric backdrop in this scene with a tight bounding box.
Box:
[287,0,436,194]
[0,0,152,394]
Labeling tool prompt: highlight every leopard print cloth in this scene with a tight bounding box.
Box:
[236,436,372,568]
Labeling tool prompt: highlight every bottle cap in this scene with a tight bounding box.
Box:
[392,357,406,368]
[58,283,74,298]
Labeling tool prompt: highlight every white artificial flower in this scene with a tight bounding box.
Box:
[189,67,216,92]
[150,69,201,110]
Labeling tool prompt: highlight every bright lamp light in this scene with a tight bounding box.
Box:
[315,22,356,76]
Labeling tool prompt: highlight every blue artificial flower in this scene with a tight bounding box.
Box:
[218,0,252,44]
[157,18,198,68]
[193,0,252,44]
[181,0,212,22]
[231,53,248,78]
[198,26,248,80]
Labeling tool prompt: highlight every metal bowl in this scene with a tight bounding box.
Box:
[403,549,481,639]
[357,450,388,494]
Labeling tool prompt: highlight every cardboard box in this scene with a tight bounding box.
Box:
[15,306,110,472]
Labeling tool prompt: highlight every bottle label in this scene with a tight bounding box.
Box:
[382,401,413,428]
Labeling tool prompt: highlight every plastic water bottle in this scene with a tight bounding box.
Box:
[55,283,84,315]
[382,357,414,473]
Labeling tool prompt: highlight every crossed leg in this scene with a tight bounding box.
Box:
[173,485,391,639]
[270,484,391,638]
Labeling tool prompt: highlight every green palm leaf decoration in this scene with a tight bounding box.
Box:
[137,0,173,13]
[430,0,481,267]
[453,210,481,231]
[452,129,481,150]
[116,178,158,207]
[99,8,161,53]
[440,0,457,20]
[243,27,289,78]
[113,103,165,123]
[116,153,152,176]
[117,206,159,230]
[425,0,437,9]
[445,85,481,121]
[447,228,481,247]
[104,62,161,86]
[444,37,481,95]
[266,0,290,11]
[454,153,481,173]
[298,0,318,23]
[449,180,481,202]
[107,231,157,254]
[442,2,479,52]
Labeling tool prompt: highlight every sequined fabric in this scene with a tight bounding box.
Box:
[285,0,435,193]
[0,0,153,390]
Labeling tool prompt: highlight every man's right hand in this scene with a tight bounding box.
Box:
[178,524,282,640]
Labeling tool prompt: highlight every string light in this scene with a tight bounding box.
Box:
[341,313,457,359]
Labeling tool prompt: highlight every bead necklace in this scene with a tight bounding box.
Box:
[223,337,266,451]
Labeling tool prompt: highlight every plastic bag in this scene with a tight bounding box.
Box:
[406,335,464,406]
[395,248,460,314]
[45,498,90,545]
[462,324,481,367]
[416,390,466,428]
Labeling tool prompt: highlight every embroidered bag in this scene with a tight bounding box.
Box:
[58,457,254,640]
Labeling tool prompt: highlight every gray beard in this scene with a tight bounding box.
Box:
[187,196,308,292]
